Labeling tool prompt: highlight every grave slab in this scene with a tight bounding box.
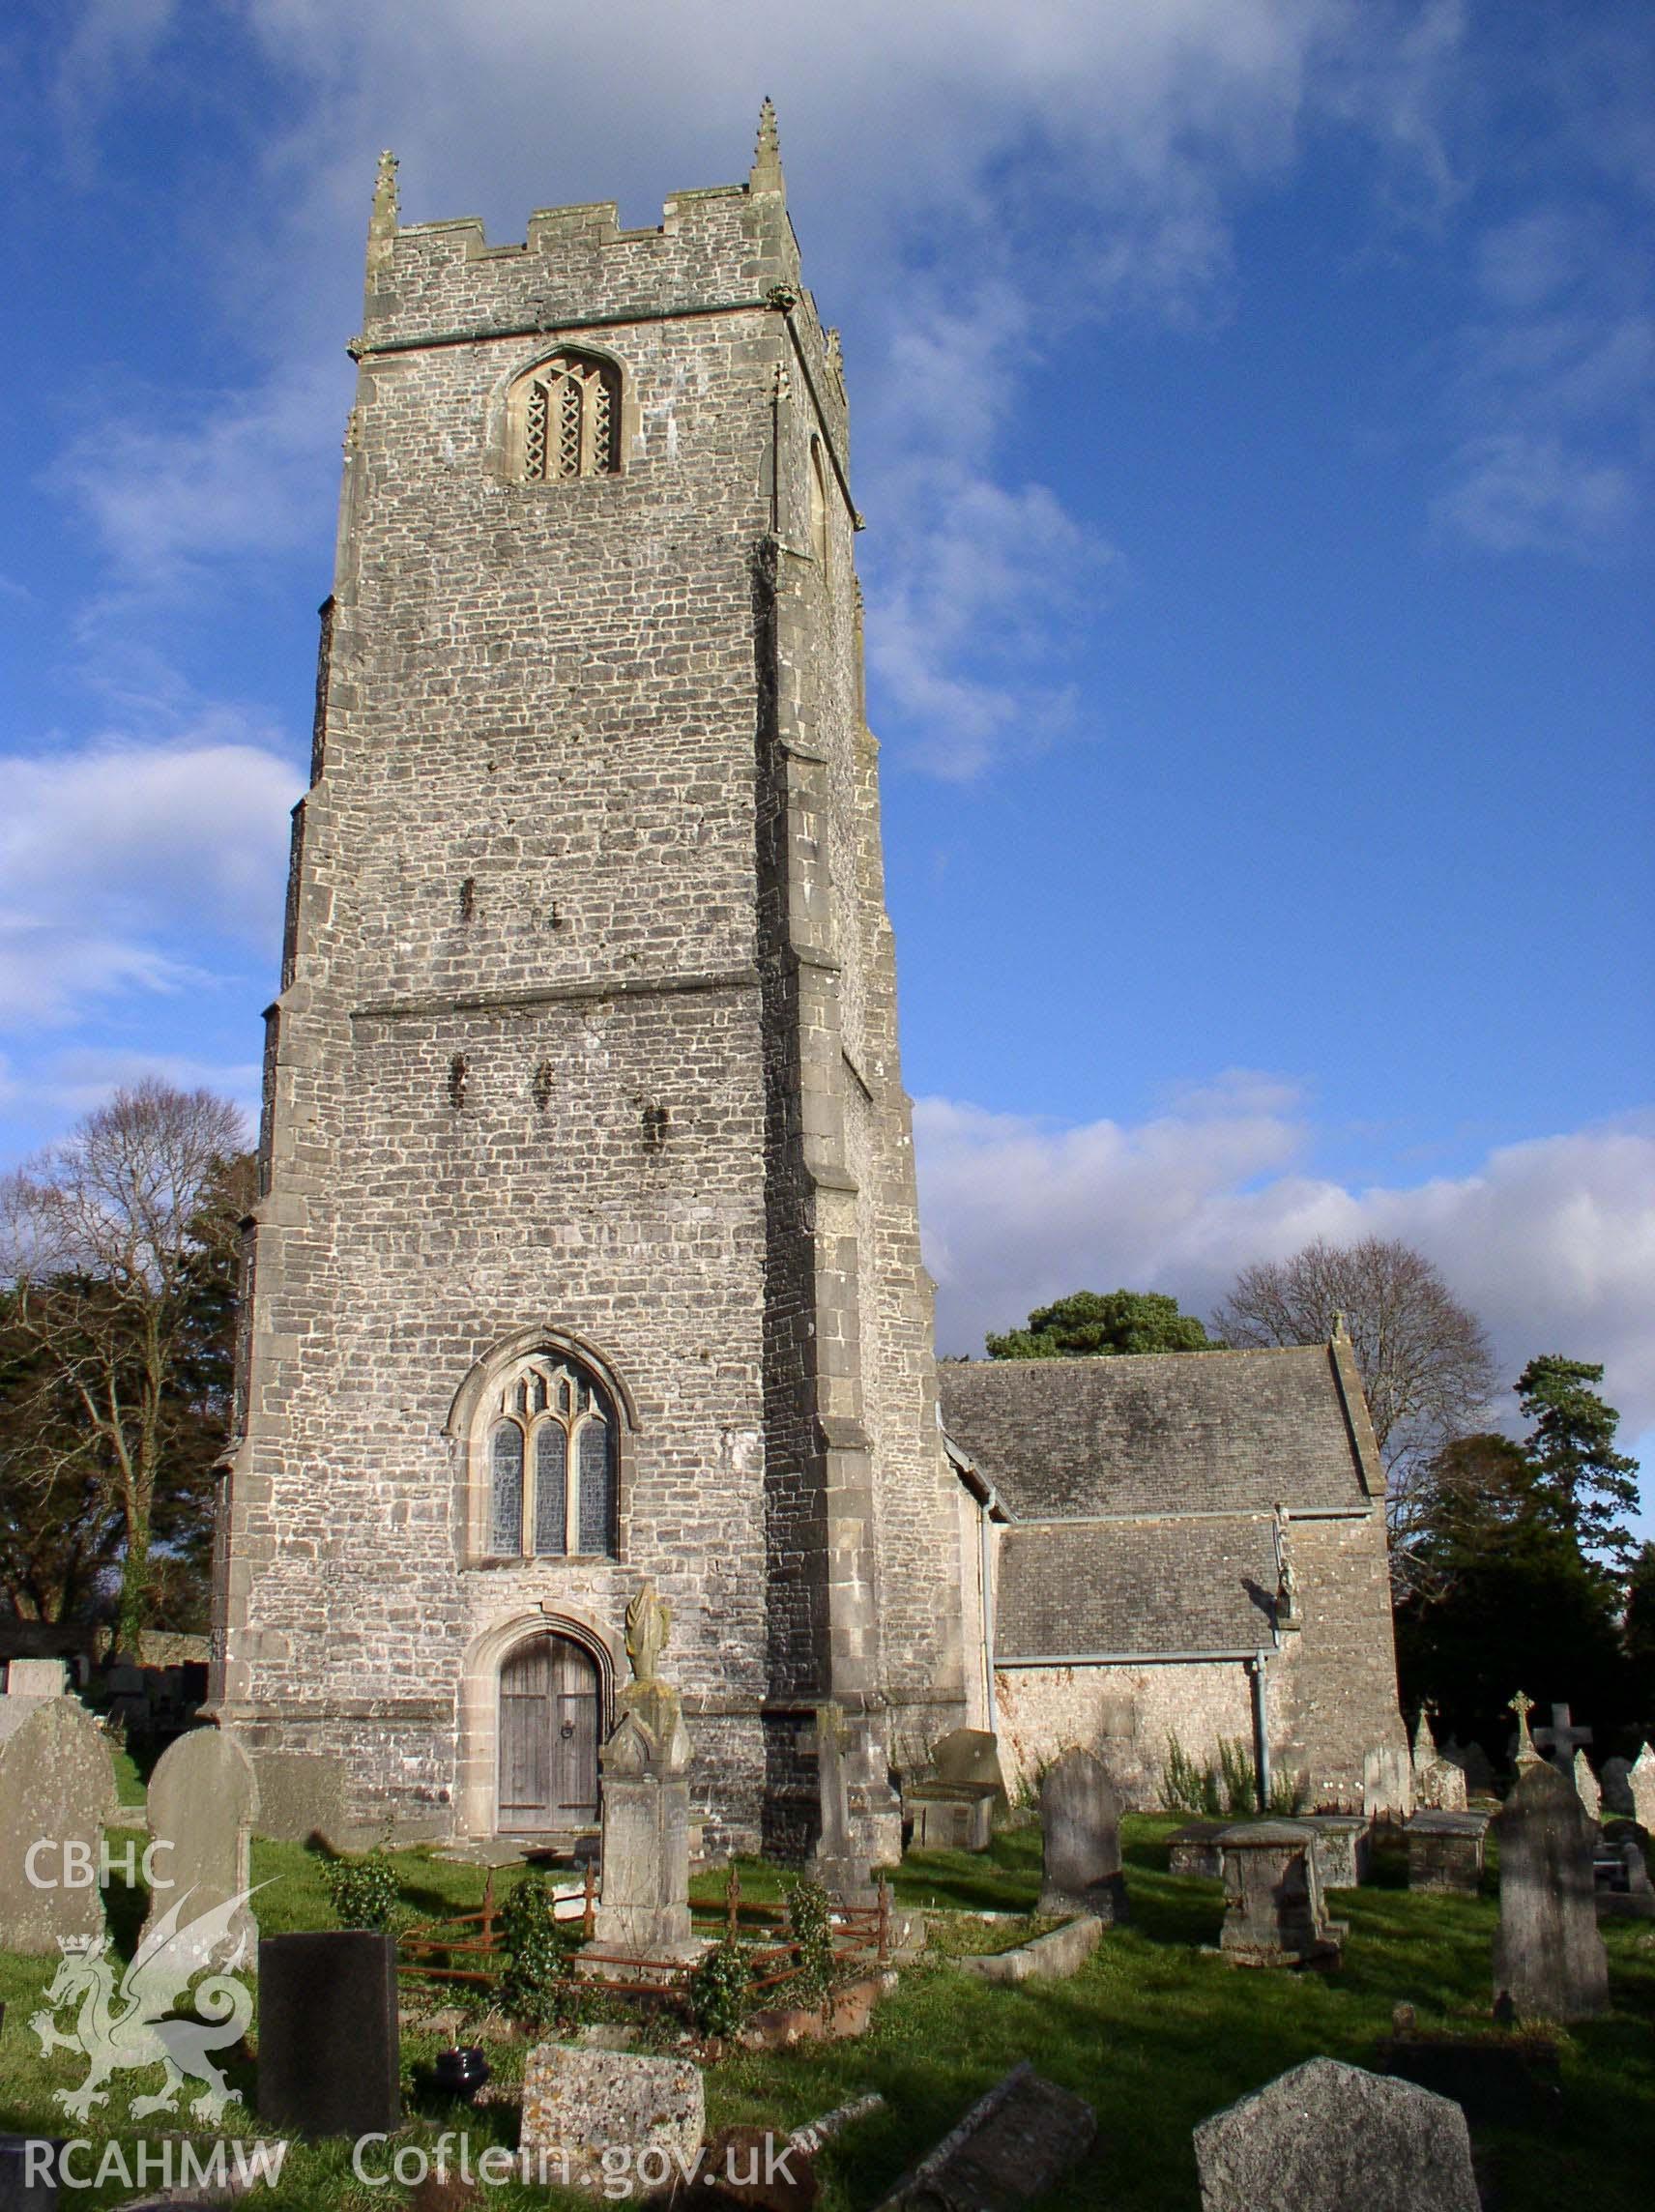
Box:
[875,2062,1095,2212]
[520,2045,704,2196]
[1405,1811,1490,1895]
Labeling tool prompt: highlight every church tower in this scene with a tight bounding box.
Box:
[212,108,969,1857]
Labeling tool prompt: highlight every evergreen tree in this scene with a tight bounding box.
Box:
[1516,1354,1640,1572]
[986,1288,1215,1360]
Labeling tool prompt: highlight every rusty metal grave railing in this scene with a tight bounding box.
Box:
[396,1863,893,2012]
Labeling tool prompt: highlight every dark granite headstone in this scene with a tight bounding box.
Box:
[1037,1749,1127,1922]
[1492,1760,1608,2021]
[257,1931,399,2137]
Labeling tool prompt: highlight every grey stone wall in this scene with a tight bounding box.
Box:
[214,131,966,1849]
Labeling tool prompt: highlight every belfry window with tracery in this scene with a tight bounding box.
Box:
[515,353,620,481]
[484,1353,619,1557]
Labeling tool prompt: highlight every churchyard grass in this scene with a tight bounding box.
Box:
[0,1815,1651,2208]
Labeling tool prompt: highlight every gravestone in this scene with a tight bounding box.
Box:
[0,1699,119,1955]
[905,1729,1004,1852]
[139,1728,260,1968]
[1530,1702,1591,1771]
[4,1660,70,1700]
[1599,1756,1635,1819]
[588,1583,698,1960]
[257,1931,399,2136]
[1169,1820,1229,1879]
[1592,1831,1655,1919]
[0,1699,51,1752]
[1036,1749,1127,1922]
[1630,1742,1655,1831]
[1217,1822,1342,1967]
[875,2063,1095,2212]
[1301,1815,1371,1888]
[1571,1749,1602,1824]
[1456,1740,1495,1794]
[1363,1746,1414,1822]
[1405,1811,1490,1894]
[520,2046,704,2195]
[1193,2056,1478,2212]
[249,1751,351,1847]
[1492,1758,1608,2021]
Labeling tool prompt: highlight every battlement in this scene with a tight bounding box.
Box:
[360,104,802,353]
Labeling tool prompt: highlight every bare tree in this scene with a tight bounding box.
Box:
[0,1081,247,1653]
[1211,1237,1498,1591]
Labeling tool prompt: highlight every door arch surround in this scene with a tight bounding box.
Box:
[497,1630,601,1833]
[456,1609,616,1839]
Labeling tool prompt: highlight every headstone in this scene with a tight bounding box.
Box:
[520,2045,704,2195]
[875,2062,1095,2212]
[1599,1756,1635,1819]
[1036,1748,1127,1922]
[249,1751,351,1846]
[1216,1821,1342,1967]
[139,1729,260,1968]
[257,1930,399,2136]
[1592,1833,1655,1919]
[1363,1746,1414,1822]
[1169,1820,1229,1879]
[1405,1811,1490,1894]
[1193,2056,1478,2212]
[4,1660,70,1700]
[0,1699,52,1751]
[1458,1740,1495,1794]
[1530,1702,1591,1769]
[1571,1748,1602,1824]
[1492,1758,1609,2021]
[931,1728,1007,1796]
[1300,1814,1371,1888]
[588,1583,698,1960]
[0,1699,120,1955]
[1631,1742,1655,1831]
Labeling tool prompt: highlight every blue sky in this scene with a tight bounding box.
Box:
[2,3,1651,1499]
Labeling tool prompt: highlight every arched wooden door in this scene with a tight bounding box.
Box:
[497,1634,600,1833]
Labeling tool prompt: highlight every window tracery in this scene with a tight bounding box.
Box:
[482,1353,618,1557]
[515,353,620,481]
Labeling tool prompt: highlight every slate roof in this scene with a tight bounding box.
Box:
[936,1344,1378,1521]
[995,1515,1281,1660]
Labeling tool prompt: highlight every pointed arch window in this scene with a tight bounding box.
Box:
[515,353,620,482]
[483,1353,619,1557]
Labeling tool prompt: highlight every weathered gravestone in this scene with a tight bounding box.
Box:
[1493,1757,1608,2021]
[1363,1745,1414,1822]
[1217,1822,1342,1967]
[589,1583,698,1960]
[1630,1742,1655,1831]
[1193,2056,1479,2212]
[1571,1749,1602,1824]
[1599,1756,1635,1819]
[1406,1810,1490,1894]
[1593,1829,1655,1920]
[1169,1820,1229,1879]
[0,1699,119,1955]
[1301,1814,1371,1888]
[520,2046,704,2195]
[1036,1749,1127,1922]
[139,1728,260,1968]
[875,2062,1095,2212]
[4,1660,70,1700]
[257,1930,399,2136]
[905,1729,1004,1853]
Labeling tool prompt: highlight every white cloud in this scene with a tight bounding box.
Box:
[916,1087,1655,1449]
[1434,430,1637,554]
[40,1047,261,1136]
[0,724,304,1024]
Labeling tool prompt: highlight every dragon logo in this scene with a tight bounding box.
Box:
[30,1885,264,2124]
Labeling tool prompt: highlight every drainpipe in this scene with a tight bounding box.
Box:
[1247,1649,1271,1814]
[980,1489,999,1735]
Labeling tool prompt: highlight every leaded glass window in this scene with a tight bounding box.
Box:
[517,353,619,482]
[480,1353,619,1558]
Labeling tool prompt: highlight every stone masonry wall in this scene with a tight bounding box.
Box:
[216,132,966,1848]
